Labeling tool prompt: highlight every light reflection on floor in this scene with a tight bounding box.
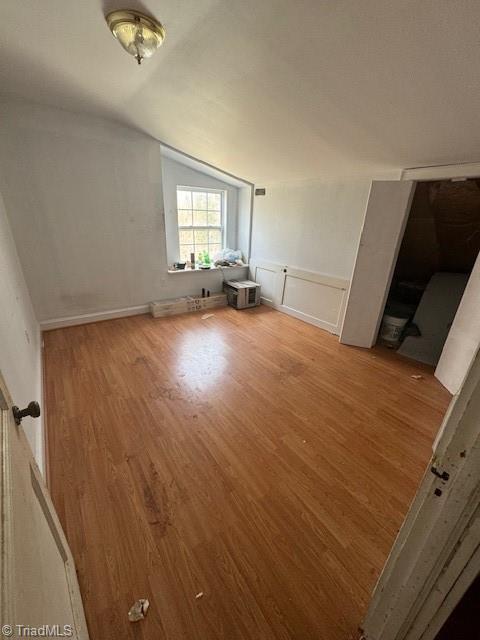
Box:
[175,324,228,390]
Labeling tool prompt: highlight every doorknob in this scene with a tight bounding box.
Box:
[12,401,41,425]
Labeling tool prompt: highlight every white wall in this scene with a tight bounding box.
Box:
[0,100,246,323]
[249,173,404,335]
[250,177,375,280]
[0,190,43,472]
[237,186,252,263]
[161,156,239,266]
[0,100,165,321]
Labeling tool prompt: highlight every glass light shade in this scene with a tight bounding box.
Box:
[106,10,166,65]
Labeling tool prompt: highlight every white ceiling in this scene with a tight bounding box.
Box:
[2,0,480,183]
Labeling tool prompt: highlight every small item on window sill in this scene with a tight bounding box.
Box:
[198,250,212,269]
[202,288,205,298]
[128,598,150,622]
[214,258,245,267]
[213,248,243,265]
[207,290,210,297]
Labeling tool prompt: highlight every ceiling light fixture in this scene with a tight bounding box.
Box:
[106,10,166,65]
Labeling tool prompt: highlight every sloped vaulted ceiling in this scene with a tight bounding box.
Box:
[2,0,480,183]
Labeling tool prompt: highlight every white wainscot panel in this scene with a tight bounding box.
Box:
[283,274,345,327]
[250,261,348,335]
[255,267,277,303]
[250,261,285,305]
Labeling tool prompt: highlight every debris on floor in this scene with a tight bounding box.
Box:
[201,313,214,320]
[195,592,204,600]
[411,374,424,380]
[128,598,150,622]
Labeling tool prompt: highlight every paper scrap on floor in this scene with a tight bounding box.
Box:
[128,599,149,622]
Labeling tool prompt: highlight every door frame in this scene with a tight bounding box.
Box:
[362,341,480,640]
[401,162,480,182]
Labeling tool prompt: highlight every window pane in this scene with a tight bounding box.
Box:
[207,192,221,211]
[193,210,208,226]
[193,192,208,210]
[195,245,209,259]
[194,229,208,244]
[177,190,192,209]
[209,244,222,257]
[179,245,194,262]
[207,211,221,226]
[177,188,225,266]
[208,229,222,244]
[179,229,194,244]
[178,210,192,226]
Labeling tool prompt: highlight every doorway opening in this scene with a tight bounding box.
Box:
[377,179,480,370]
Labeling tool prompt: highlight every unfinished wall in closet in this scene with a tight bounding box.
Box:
[430,180,480,393]
[394,180,480,282]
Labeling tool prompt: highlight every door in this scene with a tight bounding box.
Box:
[362,345,480,640]
[435,250,480,394]
[0,372,89,639]
[340,180,415,347]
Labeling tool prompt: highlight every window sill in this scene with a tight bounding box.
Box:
[167,264,248,274]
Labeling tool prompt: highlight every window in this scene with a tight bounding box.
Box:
[176,187,225,262]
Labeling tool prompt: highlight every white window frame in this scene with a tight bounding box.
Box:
[176,185,227,262]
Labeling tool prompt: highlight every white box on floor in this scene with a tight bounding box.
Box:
[150,293,227,318]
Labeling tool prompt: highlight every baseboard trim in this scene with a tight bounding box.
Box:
[40,305,150,331]
[261,298,340,335]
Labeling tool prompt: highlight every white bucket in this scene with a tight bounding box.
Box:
[380,314,408,344]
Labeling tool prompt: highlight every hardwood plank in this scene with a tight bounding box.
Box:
[43,306,451,640]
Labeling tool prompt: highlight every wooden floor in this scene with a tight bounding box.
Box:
[44,306,451,640]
